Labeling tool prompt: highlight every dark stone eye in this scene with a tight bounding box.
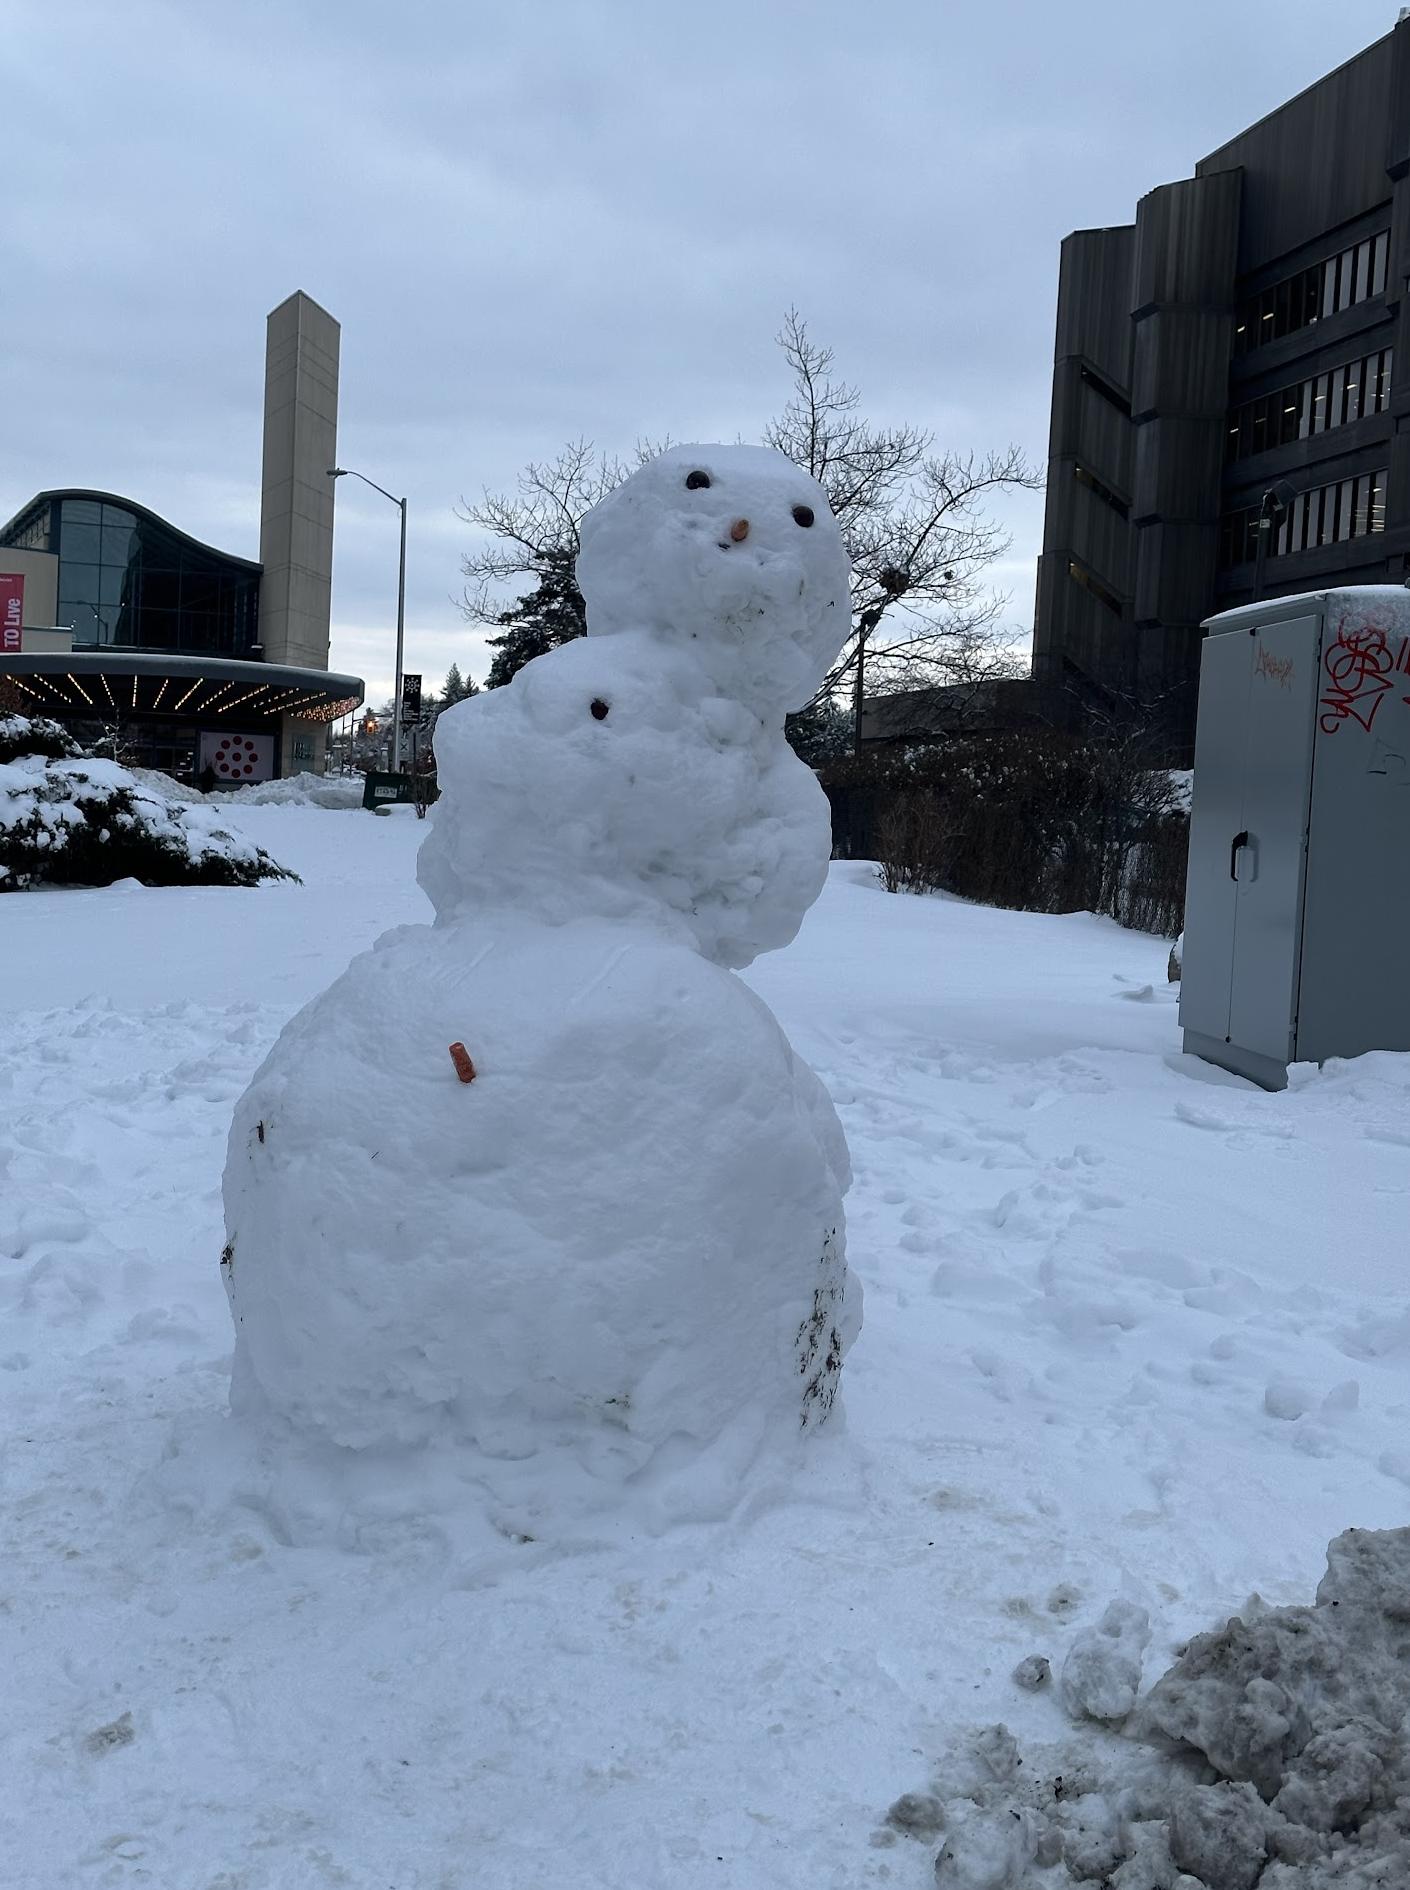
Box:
[792,505,815,528]
[590,698,610,720]
[685,470,711,490]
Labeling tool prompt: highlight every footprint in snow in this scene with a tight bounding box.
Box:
[1173,1099,1295,1140]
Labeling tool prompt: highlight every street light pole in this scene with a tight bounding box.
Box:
[395,493,406,773]
[328,466,408,773]
[1252,480,1297,605]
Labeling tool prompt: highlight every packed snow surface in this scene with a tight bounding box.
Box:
[577,443,853,713]
[224,914,852,1501]
[910,1524,1410,1886]
[418,631,830,966]
[226,771,364,810]
[224,451,857,1502]
[3,804,1408,1886]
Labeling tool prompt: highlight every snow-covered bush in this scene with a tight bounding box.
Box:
[823,730,1189,937]
[0,712,79,764]
[0,717,296,891]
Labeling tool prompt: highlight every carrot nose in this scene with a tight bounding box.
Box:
[729,518,750,542]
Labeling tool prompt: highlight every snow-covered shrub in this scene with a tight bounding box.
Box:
[822,730,1189,937]
[0,713,79,764]
[0,719,296,891]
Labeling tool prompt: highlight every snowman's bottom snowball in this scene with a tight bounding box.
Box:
[222,918,857,1490]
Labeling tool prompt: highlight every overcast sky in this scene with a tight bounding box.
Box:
[5,0,1400,705]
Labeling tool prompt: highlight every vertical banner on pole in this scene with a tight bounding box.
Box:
[0,573,24,652]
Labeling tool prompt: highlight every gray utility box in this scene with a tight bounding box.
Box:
[1180,586,1410,1090]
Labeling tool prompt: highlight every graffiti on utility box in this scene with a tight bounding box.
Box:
[1317,621,1410,736]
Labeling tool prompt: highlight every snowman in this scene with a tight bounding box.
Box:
[221,444,859,1525]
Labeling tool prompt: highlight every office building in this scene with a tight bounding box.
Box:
[1031,18,1410,754]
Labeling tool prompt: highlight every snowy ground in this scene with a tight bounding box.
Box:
[2,805,1406,1889]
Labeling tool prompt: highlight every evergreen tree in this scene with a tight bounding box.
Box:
[484,548,587,689]
[440,662,477,707]
[784,699,854,767]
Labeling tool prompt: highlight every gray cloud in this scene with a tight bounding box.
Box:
[4,0,1396,702]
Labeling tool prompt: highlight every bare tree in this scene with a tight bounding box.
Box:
[459,440,635,625]
[457,315,1040,742]
[765,311,1040,744]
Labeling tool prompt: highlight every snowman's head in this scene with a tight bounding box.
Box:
[576,444,851,715]
[418,631,830,966]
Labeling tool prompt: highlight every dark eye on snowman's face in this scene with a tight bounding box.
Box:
[590,698,610,721]
[684,470,711,491]
[792,505,815,528]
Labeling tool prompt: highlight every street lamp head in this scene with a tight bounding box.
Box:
[327,468,346,478]
[1261,479,1298,521]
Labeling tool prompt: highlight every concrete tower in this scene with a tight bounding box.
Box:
[259,291,340,770]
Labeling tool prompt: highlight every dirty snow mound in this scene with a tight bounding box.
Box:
[125,765,206,803]
[1138,1524,1410,1884]
[228,772,364,809]
[881,1527,1410,1887]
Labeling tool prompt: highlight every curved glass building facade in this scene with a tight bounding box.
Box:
[1,490,261,656]
[2,296,359,782]
[1,484,360,783]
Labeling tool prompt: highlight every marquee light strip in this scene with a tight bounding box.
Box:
[153,679,169,709]
[222,686,273,712]
[173,679,203,711]
[101,673,116,710]
[300,696,362,723]
[67,673,95,706]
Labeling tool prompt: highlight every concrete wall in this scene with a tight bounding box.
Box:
[1128,170,1241,721]
[1031,224,1138,704]
[0,548,59,628]
[258,291,339,772]
[1196,30,1397,272]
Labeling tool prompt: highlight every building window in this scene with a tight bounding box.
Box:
[45,497,260,655]
[0,499,54,553]
[1079,365,1132,416]
[1219,468,1389,566]
[1,493,261,656]
[1233,229,1390,358]
[1225,347,1392,462]
[1073,464,1130,519]
[1067,560,1124,615]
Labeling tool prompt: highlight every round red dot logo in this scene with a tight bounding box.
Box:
[209,735,263,780]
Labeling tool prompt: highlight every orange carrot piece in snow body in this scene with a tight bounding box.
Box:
[448,1042,476,1084]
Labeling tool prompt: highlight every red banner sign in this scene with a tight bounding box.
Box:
[0,573,22,652]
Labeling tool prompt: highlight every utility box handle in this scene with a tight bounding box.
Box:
[1230,830,1249,882]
